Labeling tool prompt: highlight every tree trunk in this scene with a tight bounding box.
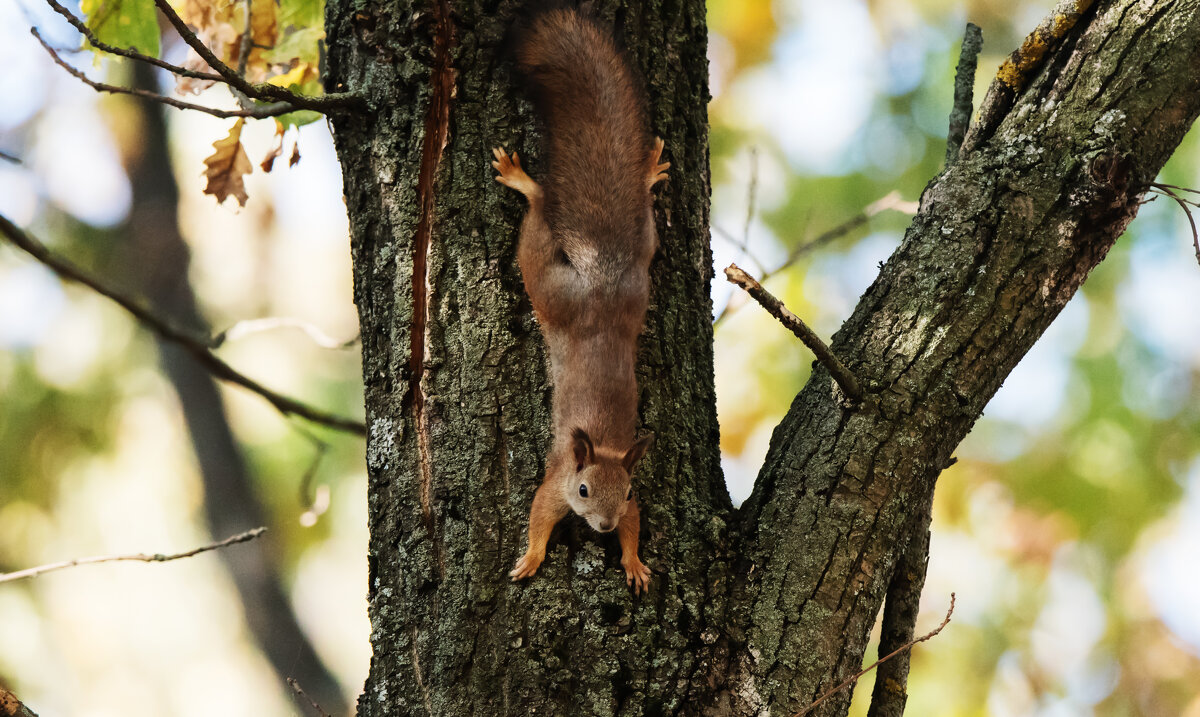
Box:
[324,0,1200,714]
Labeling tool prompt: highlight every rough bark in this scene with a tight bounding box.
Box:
[324,0,1200,714]
[114,63,347,712]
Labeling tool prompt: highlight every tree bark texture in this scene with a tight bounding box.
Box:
[324,0,1200,714]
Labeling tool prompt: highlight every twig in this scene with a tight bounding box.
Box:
[0,150,23,165]
[724,263,864,402]
[31,29,300,120]
[795,593,955,717]
[945,23,983,165]
[0,527,267,584]
[1150,184,1200,266]
[713,192,916,326]
[0,213,367,435]
[0,684,40,717]
[288,677,332,717]
[293,424,332,527]
[741,146,759,254]
[215,317,360,350]
[150,0,364,114]
[42,0,222,82]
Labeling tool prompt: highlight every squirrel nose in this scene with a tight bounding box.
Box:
[599,520,616,532]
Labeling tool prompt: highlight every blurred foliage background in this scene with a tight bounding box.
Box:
[1,0,1199,715]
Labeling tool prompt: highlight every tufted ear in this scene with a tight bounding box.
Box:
[571,427,594,470]
[622,433,654,473]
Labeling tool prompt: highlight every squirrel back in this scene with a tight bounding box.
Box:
[514,9,652,258]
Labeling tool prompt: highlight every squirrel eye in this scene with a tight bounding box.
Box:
[626,487,633,501]
[579,484,589,498]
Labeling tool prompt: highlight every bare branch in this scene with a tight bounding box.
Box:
[0,528,267,584]
[795,594,955,717]
[0,213,367,435]
[713,191,916,326]
[945,23,983,165]
[288,678,332,717]
[149,0,365,114]
[215,317,360,350]
[32,29,300,120]
[0,150,23,165]
[42,0,223,82]
[724,263,864,402]
[1150,184,1200,266]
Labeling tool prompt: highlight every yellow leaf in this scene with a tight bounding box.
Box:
[203,118,253,206]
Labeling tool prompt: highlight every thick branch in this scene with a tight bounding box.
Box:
[0,213,367,435]
[0,528,266,583]
[724,263,864,402]
[733,1,1200,712]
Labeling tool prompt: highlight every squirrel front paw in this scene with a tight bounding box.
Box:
[509,551,544,581]
[622,556,651,595]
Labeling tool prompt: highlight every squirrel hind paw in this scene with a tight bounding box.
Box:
[492,147,541,200]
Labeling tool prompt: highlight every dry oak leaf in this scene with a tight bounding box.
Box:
[204,118,253,206]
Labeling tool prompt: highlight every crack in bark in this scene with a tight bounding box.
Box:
[411,0,456,576]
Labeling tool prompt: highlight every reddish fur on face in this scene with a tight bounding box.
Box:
[494,8,666,593]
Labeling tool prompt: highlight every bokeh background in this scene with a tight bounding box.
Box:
[2,0,1199,715]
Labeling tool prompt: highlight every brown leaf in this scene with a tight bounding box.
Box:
[289,139,301,167]
[261,121,285,173]
[203,119,253,206]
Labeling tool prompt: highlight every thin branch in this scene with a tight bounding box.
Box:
[32,29,300,120]
[945,23,983,165]
[42,0,223,82]
[795,594,955,717]
[215,317,360,350]
[0,213,367,435]
[1150,184,1200,266]
[1153,182,1200,196]
[0,527,267,584]
[724,263,864,402]
[293,424,332,527]
[0,150,23,165]
[237,0,254,78]
[149,0,364,113]
[713,192,916,326]
[287,678,332,717]
[741,146,759,254]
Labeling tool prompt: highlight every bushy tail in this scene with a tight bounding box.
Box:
[515,9,651,241]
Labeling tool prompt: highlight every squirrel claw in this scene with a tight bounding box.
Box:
[510,552,543,581]
[623,559,651,595]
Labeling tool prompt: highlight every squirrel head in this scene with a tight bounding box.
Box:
[564,428,654,533]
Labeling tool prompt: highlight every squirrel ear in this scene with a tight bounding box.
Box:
[622,433,655,473]
[571,428,594,467]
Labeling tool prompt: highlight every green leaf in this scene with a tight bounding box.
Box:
[80,0,160,57]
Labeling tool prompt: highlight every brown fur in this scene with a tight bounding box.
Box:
[491,9,667,593]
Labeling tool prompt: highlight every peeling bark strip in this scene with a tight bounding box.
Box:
[410,0,456,530]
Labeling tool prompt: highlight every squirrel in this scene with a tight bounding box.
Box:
[491,8,668,594]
